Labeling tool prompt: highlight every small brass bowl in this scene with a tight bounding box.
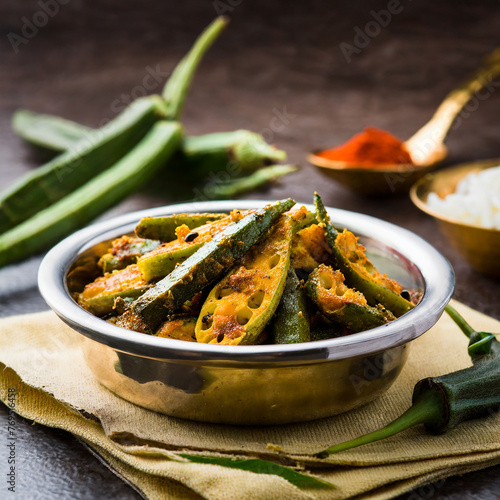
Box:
[39,200,453,425]
[410,158,500,277]
[308,147,446,196]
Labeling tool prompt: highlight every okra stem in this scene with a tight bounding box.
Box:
[209,165,297,199]
[315,391,442,457]
[444,303,474,338]
[162,17,228,119]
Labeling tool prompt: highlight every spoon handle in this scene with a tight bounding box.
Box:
[405,49,500,165]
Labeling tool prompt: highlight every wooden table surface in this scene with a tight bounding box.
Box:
[1,0,500,498]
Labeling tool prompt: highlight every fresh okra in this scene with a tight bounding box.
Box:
[122,199,295,332]
[306,265,395,333]
[1,96,167,234]
[314,193,413,317]
[315,303,500,457]
[12,110,291,193]
[179,130,287,177]
[0,17,227,247]
[0,121,183,268]
[12,110,93,153]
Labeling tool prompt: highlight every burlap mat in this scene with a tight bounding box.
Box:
[1,300,499,499]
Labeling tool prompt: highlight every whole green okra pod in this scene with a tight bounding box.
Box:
[0,122,183,268]
[315,303,500,457]
[12,112,289,187]
[1,17,227,235]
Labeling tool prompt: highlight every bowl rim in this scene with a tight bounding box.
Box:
[410,160,500,234]
[38,200,455,364]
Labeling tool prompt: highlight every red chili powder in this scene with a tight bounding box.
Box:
[317,127,413,167]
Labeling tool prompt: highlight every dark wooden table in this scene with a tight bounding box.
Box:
[1,1,500,498]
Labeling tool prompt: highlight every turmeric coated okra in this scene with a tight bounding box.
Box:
[76,194,419,344]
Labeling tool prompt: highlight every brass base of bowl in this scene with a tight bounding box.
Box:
[82,336,409,425]
[38,200,453,426]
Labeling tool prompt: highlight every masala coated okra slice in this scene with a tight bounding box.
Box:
[137,211,254,282]
[78,265,152,317]
[196,214,294,345]
[314,193,413,317]
[135,213,226,241]
[155,316,197,342]
[306,264,395,333]
[122,199,295,333]
[291,223,333,274]
[271,268,310,344]
[99,236,161,273]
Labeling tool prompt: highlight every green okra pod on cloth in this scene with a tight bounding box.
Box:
[315,303,500,457]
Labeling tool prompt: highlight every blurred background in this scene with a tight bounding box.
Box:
[1,1,500,498]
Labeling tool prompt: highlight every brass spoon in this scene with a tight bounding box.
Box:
[309,49,500,195]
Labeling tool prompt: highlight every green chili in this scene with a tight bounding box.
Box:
[315,303,500,457]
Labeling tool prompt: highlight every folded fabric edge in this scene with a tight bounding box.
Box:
[352,456,500,500]
[78,437,203,500]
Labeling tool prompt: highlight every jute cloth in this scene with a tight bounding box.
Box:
[1,300,499,499]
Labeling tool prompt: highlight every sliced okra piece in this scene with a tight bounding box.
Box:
[122,198,295,332]
[306,264,395,333]
[155,316,197,342]
[196,214,294,345]
[78,265,152,317]
[99,236,161,273]
[314,193,413,317]
[135,213,226,241]
[136,213,249,282]
[272,268,310,344]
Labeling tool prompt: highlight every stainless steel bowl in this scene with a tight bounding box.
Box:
[38,200,454,425]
